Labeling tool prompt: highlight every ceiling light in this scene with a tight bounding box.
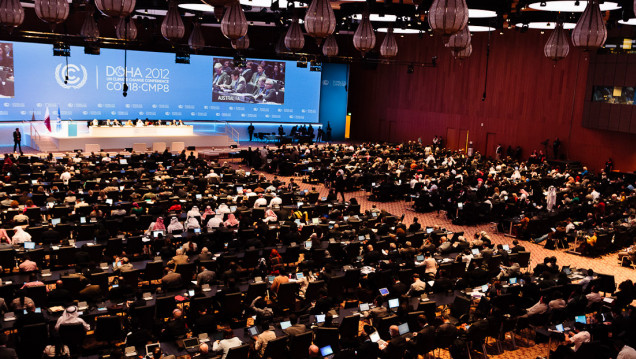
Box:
[468,25,496,32]
[201,23,220,28]
[178,3,215,12]
[618,18,636,25]
[352,14,398,22]
[468,9,497,18]
[528,1,620,12]
[377,27,420,34]
[135,8,193,16]
[238,0,306,8]
[132,14,156,20]
[136,9,167,16]
[248,21,276,27]
[515,22,576,29]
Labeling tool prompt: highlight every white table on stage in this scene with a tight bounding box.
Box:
[88,125,194,137]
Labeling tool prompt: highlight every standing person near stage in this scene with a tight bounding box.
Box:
[12,128,21,155]
[248,123,255,142]
[326,122,332,141]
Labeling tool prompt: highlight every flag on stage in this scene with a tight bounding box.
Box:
[30,111,35,122]
[56,105,62,132]
[44,107,51,132]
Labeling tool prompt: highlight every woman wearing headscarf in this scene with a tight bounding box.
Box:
[201,206,215,221]
[263,209,277,223]
[11,226,31,245]
[167,217,184,234]
[55,306,90,331]
[185,216,201,230]
[224,213,240,228]
[147,217,166,233]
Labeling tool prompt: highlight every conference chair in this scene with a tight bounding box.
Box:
[226,344,250,359]
[289,331,313,358]
[262,335,289,357]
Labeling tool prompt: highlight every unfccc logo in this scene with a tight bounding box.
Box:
[322,80,329,86]
[55,63,88,89]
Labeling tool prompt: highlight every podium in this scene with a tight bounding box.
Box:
[67,122,77,137]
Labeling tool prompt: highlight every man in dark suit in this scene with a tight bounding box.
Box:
[390,276,409,297]
[229,70,246,93]
[510,239,526,253]
[382,325,407,359]
[12,128,21,155]
[47,280,72,307]
[282,314,307,336]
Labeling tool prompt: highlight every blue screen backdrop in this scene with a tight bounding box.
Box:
[0,41,322,123]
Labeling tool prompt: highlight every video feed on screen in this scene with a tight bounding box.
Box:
[212,57,285,104]
[0,43,14,98]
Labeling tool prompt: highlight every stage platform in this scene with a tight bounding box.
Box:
[28,132,236,152]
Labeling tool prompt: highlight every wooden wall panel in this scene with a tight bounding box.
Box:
[348,30,636,171]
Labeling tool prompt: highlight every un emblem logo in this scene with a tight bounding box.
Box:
[55,63,88,89]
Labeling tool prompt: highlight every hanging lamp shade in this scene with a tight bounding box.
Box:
[80,9,100,41]
[451,43,472,59]
[94,0,136,18]
[322,34,338,56]
[231,34,250,50]
[446,25,470,50]
[116,16,137,40]
[353,10,375,56]
[0,0,25,29]
[380,27,398,58]
[428,0,469,36]
[34,0,69,27]
[571,0,607,50]
[221,1,248,40]
[544,21,570,61]
[304,0,336,46]
[284,16,305,52]
[189,22,205,51]
[161,0,185,42]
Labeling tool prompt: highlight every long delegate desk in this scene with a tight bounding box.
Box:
[87,125,194,137]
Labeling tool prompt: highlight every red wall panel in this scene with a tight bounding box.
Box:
[347,31,636,172]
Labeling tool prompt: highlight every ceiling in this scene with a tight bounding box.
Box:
[4,0,636,59]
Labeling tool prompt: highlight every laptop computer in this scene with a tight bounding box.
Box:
[41,269,51,277]
[247,326,260,337]
[23,242,35,250]
[315,314,326,324]
[398,323,410,335]
[280,321,292,330]
[320,345,334,359]
[124,346,137,357]
[182,337,200,352]
[359,303,370,312]
[145,343,161,356]
[575,315,586,324]
[471,248,480,255]
[369,332,381,343]
[388,298,399,310]
[379,288,389,296]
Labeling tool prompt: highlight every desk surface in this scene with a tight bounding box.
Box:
[88,125,194,137]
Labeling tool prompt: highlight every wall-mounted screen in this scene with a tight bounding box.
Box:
[0,41,321,123]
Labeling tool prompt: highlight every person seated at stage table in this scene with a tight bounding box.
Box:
[113,119,120,126]
[125,119,133,126]
[91,119,98,126]
[136,119,143,127]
